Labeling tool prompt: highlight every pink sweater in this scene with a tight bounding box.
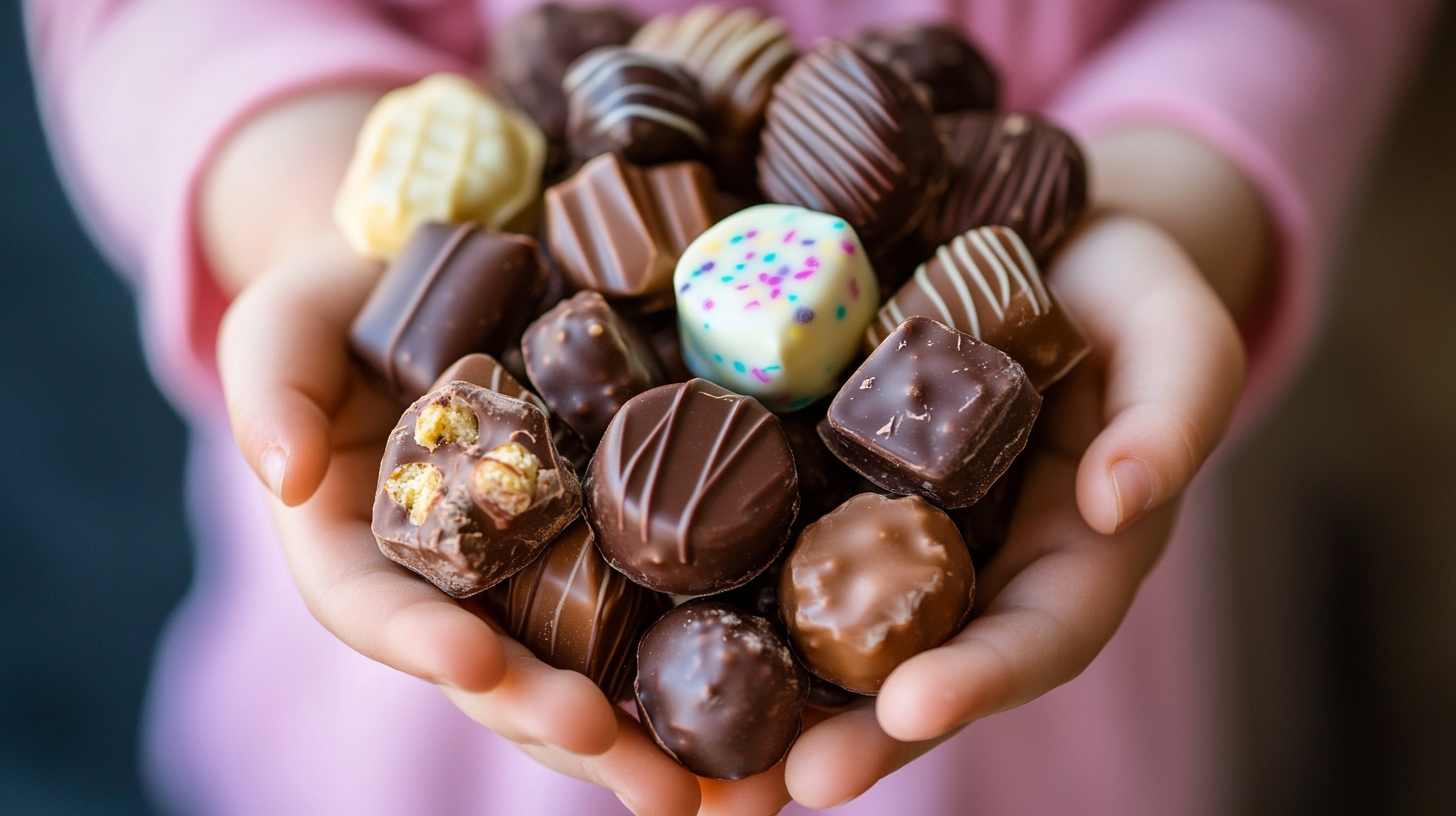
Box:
[25,2,1432,814]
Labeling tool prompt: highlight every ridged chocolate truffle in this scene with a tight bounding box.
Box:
[564,46,710,168]
[470,516,671,701]
[636,601,809,779]
[757,40,946,254]
[918,112,1088,265]
[849,23,998,114]
[587,379,798,596]
[780,493,975,693]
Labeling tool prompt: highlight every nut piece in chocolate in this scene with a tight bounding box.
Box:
[780,492,975,694]
[587,379,799,596]
[564,46,710,168]
[522,290,667,449]
[351,223,548,404]
[372,382,581,597]
[819,316,1041,509]
[849,23,998,114]
[469,516,671,701]
[636,601,809,780]
[866,225,1091,391]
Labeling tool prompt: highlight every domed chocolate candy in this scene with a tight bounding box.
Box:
[674,204,879,412]
[780,493,975,693]
[636,601,809,779]
[587,379,798,596]
[372,382,582,597]
[757,41,946,254]
[918,112,1088,265]
[849,23,998,114]
[564,46,710,168]
[469,516,671,701]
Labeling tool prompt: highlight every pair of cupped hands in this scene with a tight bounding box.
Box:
[205,89,1264,816]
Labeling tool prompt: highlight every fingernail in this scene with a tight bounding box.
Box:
[1109,458,1153,529]
[614,792,639,814]
[260,446,287,497]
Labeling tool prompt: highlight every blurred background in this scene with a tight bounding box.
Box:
[0,2,1453,815]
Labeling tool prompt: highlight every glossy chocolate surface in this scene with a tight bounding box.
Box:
[587,379,798,595]
[757,41,946,255]
[546,153,717,312]
[351,223,547,404]
[780,493,975,693]
[522,290,666,449]
[850,23,998,114]
[636,601,809,779]
[373,382,582,597]
[866,225,1091,391]
[565,46,710,168]
[470,516,671,701]
[819,316,1041,509]
[918,112,1088,265]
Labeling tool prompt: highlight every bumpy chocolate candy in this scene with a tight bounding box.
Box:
[587,379,798,596]
[757,41,946,255]
[373,382,582,597]
[351,223,547,404]
[675,204,879,412]
[334,74,546,260]
[849,23,998,114]
[546,153,717,312]
[918,112,1088,265]
[819,316,1041,509]
[469,516,671,701]
[636,601,809,779]
[631,6,797,190]
[564,46,710,168]
[491,3,640,171]
[780,492,975,694]
[522,290,666,449]
[865,225,1091,391]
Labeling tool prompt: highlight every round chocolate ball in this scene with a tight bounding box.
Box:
[849,23,999,114]
[779,493,975,694]
[564,45,710,168]
[586,379,799,596]
[636,601,809,779]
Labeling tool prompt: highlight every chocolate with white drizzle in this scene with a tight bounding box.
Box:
[586,379,798,595]
[865,225,1090,391]
[564,45,710,168]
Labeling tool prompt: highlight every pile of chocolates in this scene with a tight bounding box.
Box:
[336,2,1092,781]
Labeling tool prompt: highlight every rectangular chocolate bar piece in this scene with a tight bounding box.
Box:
[819,316,1040,509]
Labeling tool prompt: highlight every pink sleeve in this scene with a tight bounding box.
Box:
[24,0,472,417]
[1044,0,1435,433]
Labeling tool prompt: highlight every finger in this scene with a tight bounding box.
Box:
[270,444,508,694]
[698,762,792,816]
[508,708,702,816]
[784,704,950,809]
[874,451,1177,743]
[218,233,381,505]
[1050,216,1245,533]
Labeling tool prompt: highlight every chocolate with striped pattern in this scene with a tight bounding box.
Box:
[864,226,1090,391]
[565,45,710,167]
[469,516,672,701]
[756,40,946,255]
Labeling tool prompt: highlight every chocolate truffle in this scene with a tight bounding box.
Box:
[849,23,998,114]
[757,41,946,255]
[631,6,798,190]
[865,225,1091,391]
[522,290,666,449]
[587,379,798,596]
[780,493,975,693]
[351,223,548,404]
[636,601,809,779]
[674,204,879,412]
[819,316,1041,509]
[372,382,582,597]
[564,46,710,168]
[469,516,671,701]
[546,153,717,312]
[918,112,1088,265]
[334,74,546,260]
[491,3,640,171]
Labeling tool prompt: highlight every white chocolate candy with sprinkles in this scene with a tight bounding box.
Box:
[674,204,878,411]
